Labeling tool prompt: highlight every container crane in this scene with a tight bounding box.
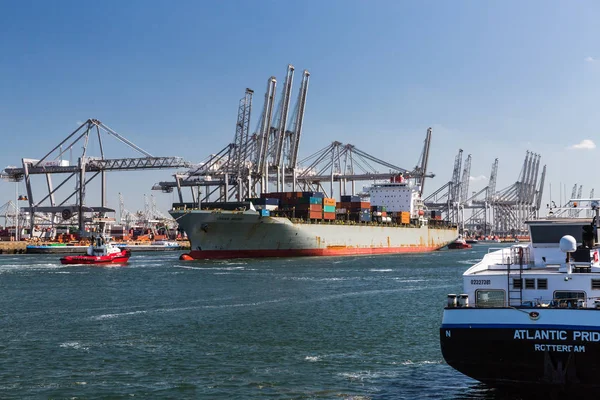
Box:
[255,77,277,193]
[285,70,310,189]
[272,65,295,191]
[1,119,190,235]
[414,127,432,196]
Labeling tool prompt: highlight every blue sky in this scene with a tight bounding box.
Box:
[1,0,600,214]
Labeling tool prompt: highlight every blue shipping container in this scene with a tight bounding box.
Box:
[341,195,361,202]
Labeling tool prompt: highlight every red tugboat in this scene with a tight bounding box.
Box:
[447,235,472,250]
[60,236,131,265]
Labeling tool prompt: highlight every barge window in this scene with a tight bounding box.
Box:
[529,224,588,244]
[513,278,522,289]
[475,289,505,307]
[553,291,586,308]
[592,279,600,290]
[537,279,548,290]
[525,279,535,289]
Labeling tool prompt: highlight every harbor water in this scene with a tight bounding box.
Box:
[1,244,548,399]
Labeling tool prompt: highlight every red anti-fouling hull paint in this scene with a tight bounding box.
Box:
[184,246,440,260]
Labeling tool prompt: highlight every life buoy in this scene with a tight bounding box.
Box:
[594,251,599,263]
[61,209,72,220]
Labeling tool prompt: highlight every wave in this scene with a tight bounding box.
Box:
[338,369,399,381]
[59,341,89,351]
[457,259,481,265]
[174,265,246,271]
[399,360,441,366]
[90,297,291,320]
[93,310,149,320]
[305,355,321,362]
[281,276,359,282]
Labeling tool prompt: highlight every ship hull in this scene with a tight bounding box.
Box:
[170,209,457,259]
[60,249,131,265]
[440,308,600,389]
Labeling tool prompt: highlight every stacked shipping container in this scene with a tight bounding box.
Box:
[260,192,324,219]
[253,192,428,225]
[336,199,372,222]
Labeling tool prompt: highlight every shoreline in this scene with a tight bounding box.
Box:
[0,241,191,254]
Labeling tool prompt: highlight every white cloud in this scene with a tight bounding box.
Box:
[568,139,596,150]
[469,175,487,182]
[585,56,598,63]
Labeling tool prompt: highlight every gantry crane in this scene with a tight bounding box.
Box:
[1,119,191,235]
[154,65,311,203]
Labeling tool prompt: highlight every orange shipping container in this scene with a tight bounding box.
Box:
[400,211,410,224]
[323,198,336,206]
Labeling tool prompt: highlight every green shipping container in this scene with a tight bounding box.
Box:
[323,205,336,213]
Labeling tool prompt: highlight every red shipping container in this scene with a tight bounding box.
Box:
[323,212,335,220]
[295,204,323,211]
[309,210,322,219]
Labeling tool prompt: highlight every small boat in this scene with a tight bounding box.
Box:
[465,239,479,244]
[447,236,472,250]
[440,199,600,390]
[60,236,131,265]
[478,237,501,243]
[150,240,181,248]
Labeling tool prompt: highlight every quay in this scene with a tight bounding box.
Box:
[0,242,28,254]
[0,241,190,255]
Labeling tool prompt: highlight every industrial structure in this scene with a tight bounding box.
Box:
[0,119,190,237]
[424,150,549,237]
[2,65,582,242]
[154,65,434,203]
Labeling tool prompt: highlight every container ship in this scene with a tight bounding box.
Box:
[170,180,458,260]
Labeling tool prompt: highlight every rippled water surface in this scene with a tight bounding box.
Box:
[1,245,565,399]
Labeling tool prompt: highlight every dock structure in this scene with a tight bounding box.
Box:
[425,150,549,238]
[153,65,435,204]
[2,65,561,241]
[1,119,191,237]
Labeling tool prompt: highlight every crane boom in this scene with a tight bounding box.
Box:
[274,65,294,168]
[288,70,310,171]
[460,154,472,203]
[255,77,277,191]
